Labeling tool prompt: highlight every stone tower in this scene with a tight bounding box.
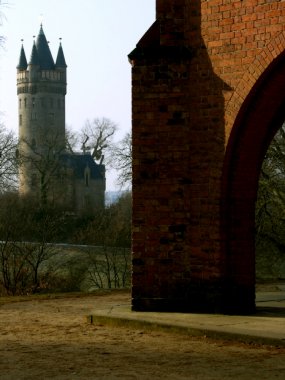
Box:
[17,25,105,213]
[17,25,67,197]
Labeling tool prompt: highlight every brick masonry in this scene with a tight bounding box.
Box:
[130,0,285,314]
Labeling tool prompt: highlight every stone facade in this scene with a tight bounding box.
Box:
[130,0,285,314]
[17,25,105,214]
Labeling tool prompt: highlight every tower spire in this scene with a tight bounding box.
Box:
[56,38,67,68]
[29,40,40,66]
[17,40,28,70]
[35,24,54,69]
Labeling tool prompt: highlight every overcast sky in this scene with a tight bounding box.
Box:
[0,0,155,190]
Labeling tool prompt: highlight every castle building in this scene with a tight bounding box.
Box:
[16,25,105,214]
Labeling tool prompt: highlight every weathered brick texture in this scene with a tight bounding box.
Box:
[131,0,285,313]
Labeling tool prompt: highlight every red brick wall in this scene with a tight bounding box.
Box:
[131,0,285,313]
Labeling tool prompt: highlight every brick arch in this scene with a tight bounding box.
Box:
[221,48,285,313]
[225,31,285,132]
[131,0,285,314]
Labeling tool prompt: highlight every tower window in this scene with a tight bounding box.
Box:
[19,99,22,109]
[32,98,35,108]
[24,98,27,108]
[85,172,89,187]
[19,114,22,126]
[84,167,90,187]
[31,112,37,120]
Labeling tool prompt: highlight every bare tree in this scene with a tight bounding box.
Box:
[0,194,34,295]
[76,117,132,188]
[74,192,131,248]
[0,1,7,49]
[0,240,32,295]
[65,127,78,154]
[80,117,117,165]
[0,123,18,193]
[112,132,132,189]
[86,246,131,290]
[0,193,63,295]
[0,5,17,193]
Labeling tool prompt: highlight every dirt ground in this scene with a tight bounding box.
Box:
[0,291,284,380]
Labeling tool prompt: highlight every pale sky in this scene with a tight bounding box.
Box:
[0,0,155,190]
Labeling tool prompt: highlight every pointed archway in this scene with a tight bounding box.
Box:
[222,50,285,313]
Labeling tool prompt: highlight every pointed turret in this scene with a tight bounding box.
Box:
[29,41,40,66]
[35,24,54,69]
[56,42,67,68]
[17,44,28,70]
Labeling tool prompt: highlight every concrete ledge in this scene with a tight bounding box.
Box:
[88,303,285,347]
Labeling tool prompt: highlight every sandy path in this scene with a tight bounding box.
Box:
[0,291,284,380]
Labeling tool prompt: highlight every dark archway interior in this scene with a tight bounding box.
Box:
[222,50,285,313]
[255,124,285,312]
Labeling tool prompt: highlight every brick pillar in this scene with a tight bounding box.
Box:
[130,0,248,313]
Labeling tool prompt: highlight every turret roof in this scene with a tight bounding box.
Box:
[17,44,28,70]
[29,41,40,66]
[56,42,67,68]
[35,24,55,69]
[18,25,67,71]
